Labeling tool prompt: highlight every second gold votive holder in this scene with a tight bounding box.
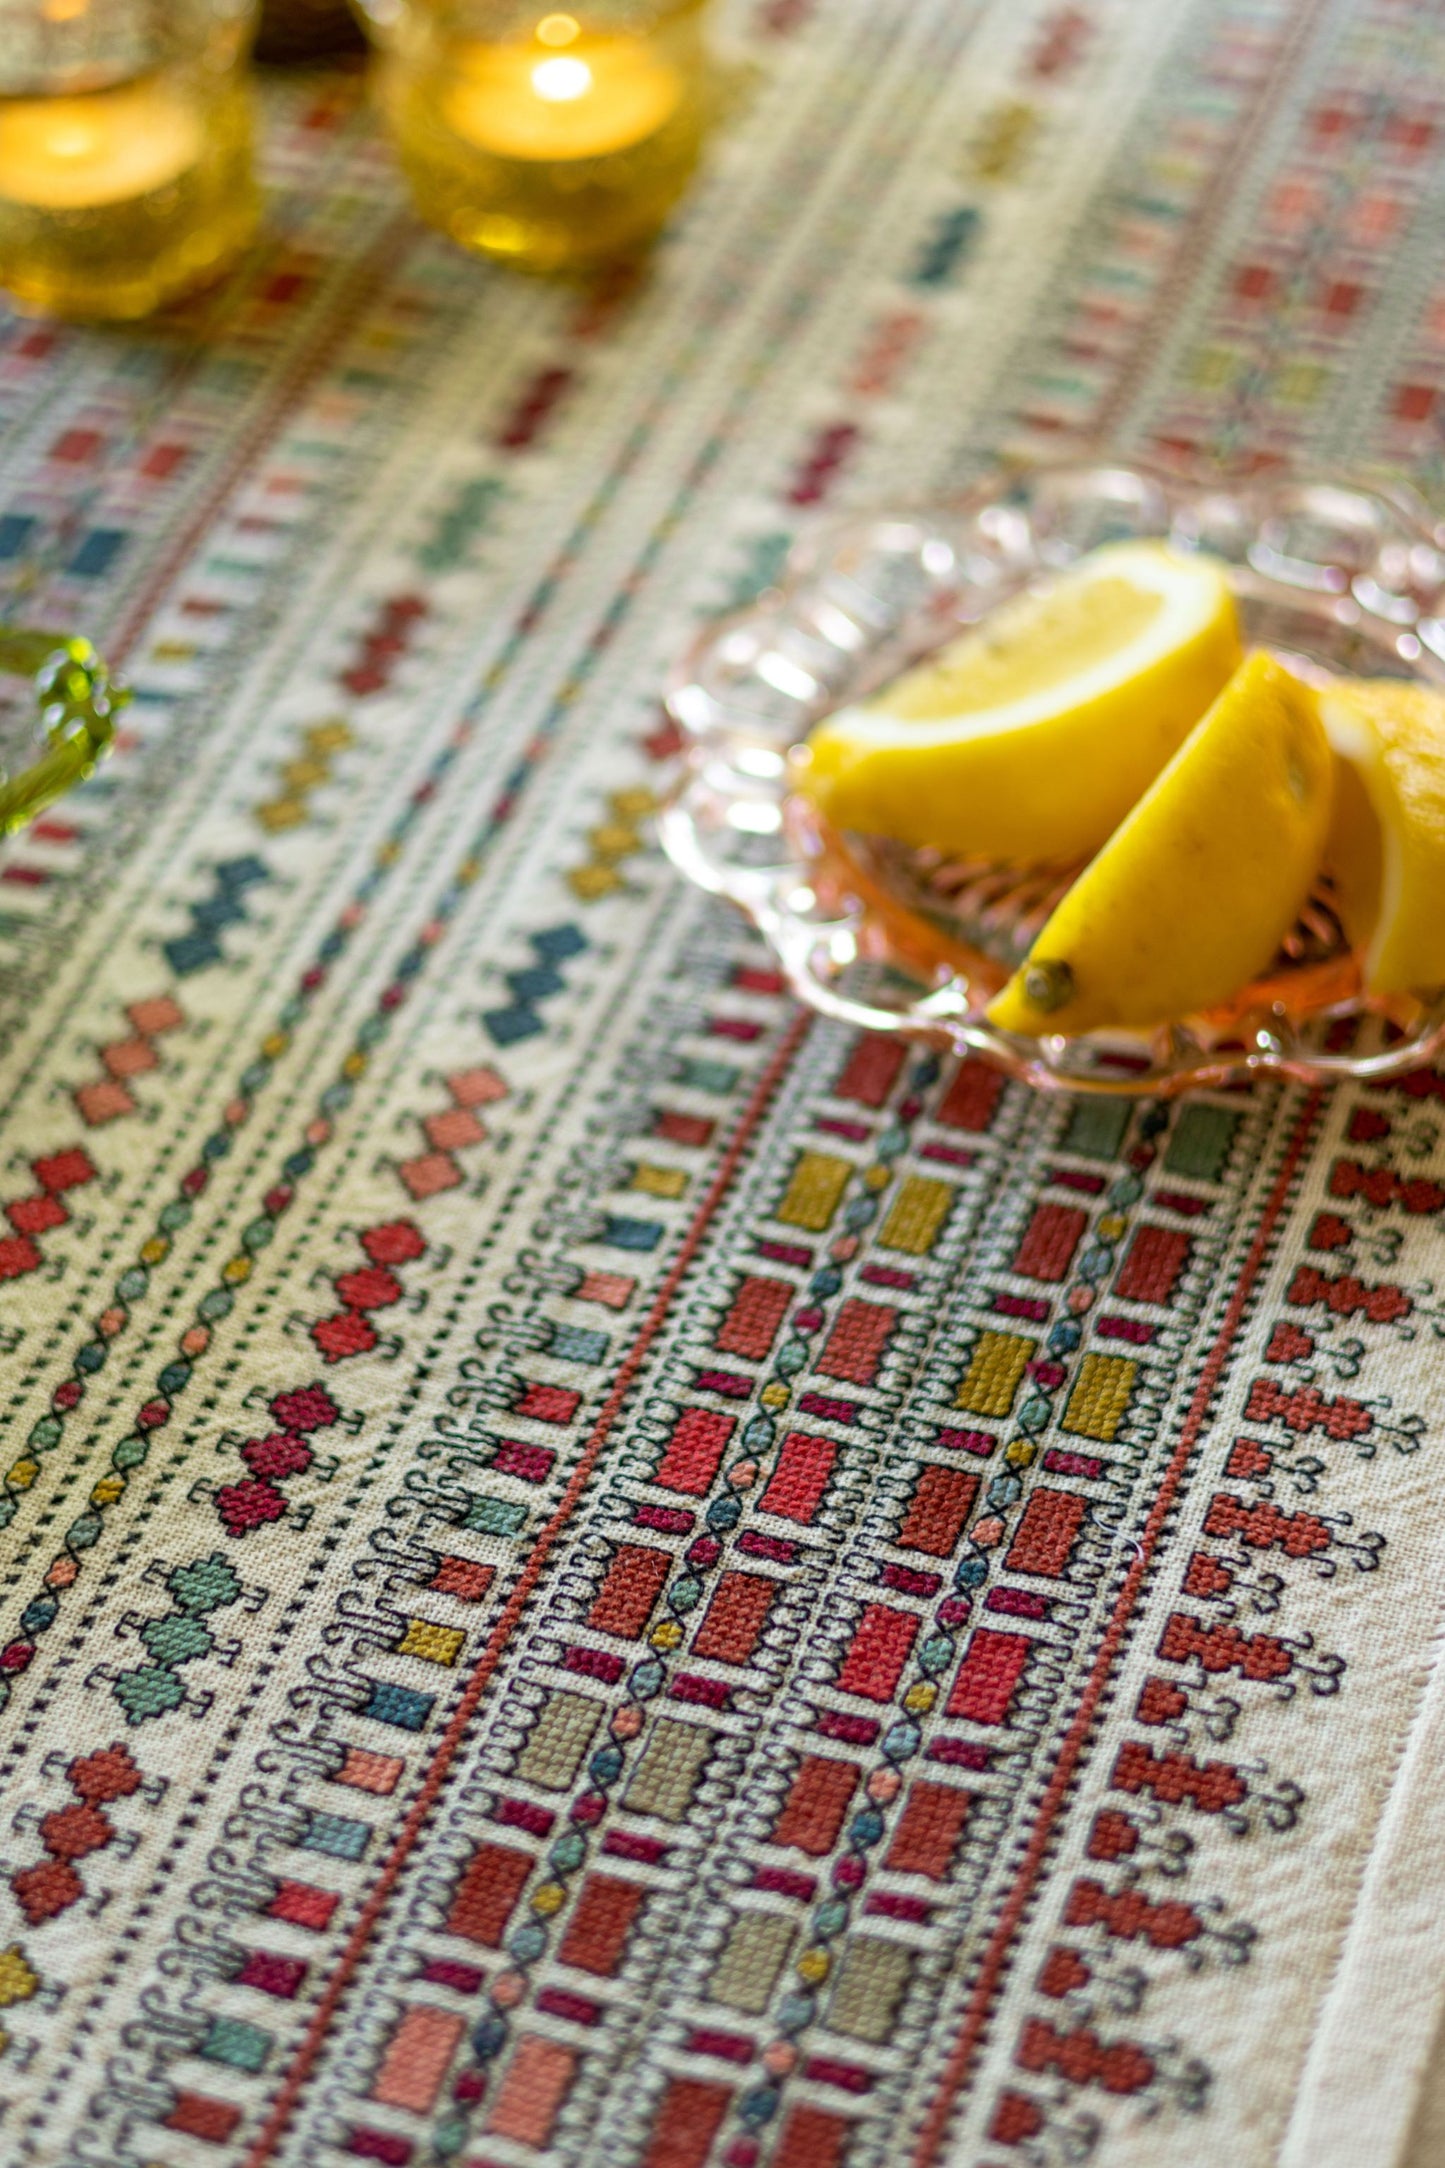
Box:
[353,0,714,274]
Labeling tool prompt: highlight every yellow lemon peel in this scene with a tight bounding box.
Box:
[986,650,1333,1035]
[796,540,1242,865]
[1318,678,1445,997]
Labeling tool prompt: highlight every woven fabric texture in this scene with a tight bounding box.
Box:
[1,6,1445,2166]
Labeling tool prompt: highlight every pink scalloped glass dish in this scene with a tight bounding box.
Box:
[660,462,1445,1094]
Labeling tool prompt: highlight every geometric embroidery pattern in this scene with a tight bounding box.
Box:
[0,24,1439,2168]
[0,1148,97,1282]
[72,995,186,1126]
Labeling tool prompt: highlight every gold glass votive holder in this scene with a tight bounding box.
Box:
[0,0,261,321]
[354,0,714,274]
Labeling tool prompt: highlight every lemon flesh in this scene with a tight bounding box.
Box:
[986,651,1333,1036]
[798,540,1243,865]
[1319,679,1445,996]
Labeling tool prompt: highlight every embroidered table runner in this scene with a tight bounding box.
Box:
[3,6,1445,2165]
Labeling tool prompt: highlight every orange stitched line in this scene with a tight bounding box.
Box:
[106,214,416,672]
[912,1086,1323,2167]
[241,1006,810,2168]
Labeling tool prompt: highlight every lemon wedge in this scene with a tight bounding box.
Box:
[797,540,1242,864]
[986,651,1333,1035]
[1318,679,1445,996]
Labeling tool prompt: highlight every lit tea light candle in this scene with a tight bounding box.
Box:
[363,1,711,272]
[0,77,203,211]
[444,11,683,163]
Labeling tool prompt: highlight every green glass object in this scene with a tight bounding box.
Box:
[0,627,127,838]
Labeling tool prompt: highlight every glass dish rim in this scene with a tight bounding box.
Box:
[659,456,1445,1096]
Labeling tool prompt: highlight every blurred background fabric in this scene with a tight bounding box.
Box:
[255,0,363,62]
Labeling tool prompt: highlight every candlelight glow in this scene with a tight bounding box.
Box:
[45,125,97,161]
[531,56,593,101]
[0,84,205,209]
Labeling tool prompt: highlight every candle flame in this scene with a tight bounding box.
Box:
[531,55,593,101]
[48,123,98,161]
